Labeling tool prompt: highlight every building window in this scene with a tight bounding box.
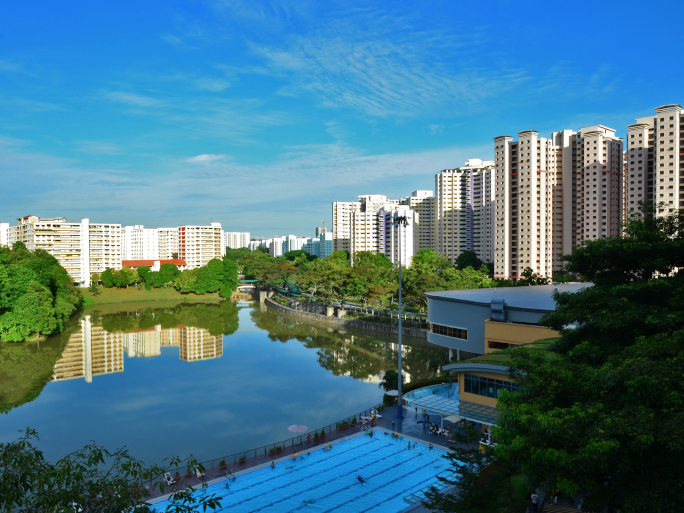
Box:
[429,323,467,340]
[464,373,521,398]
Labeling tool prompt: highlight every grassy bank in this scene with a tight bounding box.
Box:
[82,287,222,306]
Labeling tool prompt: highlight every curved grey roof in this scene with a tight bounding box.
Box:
[425,283,590,313]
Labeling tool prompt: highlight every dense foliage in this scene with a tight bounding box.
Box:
[96,257,239,297]
[235,247,494,310]
[0,243,82,342]
[495,204,684,512]
[0,428,221,513]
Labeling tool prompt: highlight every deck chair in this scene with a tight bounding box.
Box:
[163,473,176,486]
[195,467,206,480]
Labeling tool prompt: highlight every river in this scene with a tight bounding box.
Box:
[0,300,449,466]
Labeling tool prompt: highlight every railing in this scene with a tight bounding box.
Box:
[168,401,394,475]
[271,291,427,324]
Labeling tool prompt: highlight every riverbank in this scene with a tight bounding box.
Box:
[82,287,222,306]
[264,296,428,339]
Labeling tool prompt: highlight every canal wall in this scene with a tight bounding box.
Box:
[264,297,428,339]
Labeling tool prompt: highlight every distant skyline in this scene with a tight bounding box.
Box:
[1,0,682,235]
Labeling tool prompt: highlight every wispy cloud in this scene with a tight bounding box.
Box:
[99,90,164,108]
[0,95,65,112]
[159,33,197,50]
[0,60,30,75]
[186,154,227,163]
[75,141,124,155]
[0,133,490,232]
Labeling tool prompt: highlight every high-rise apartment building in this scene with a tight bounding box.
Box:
[400,190,435,251]
[158,227,179,259]
[8,216,122,285]
[179,327,223,362]
[494,126,623,279]
[177,223,224,268]
[122,225,159,260]
[436,159,495,265]
[332,201,361,253]
[224,231,251,250]
[625,104,683,215]
[377,204,418,268]
[0,223,8,247]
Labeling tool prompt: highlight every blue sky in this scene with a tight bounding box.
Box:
[1,0,682,237]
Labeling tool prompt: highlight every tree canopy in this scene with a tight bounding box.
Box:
[0,243,82,343]
[496,204,684,512]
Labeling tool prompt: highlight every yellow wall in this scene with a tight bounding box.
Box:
[484,319,559,353]
[457,371,506,407]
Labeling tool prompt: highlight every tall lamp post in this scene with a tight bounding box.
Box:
[391,214,408,419]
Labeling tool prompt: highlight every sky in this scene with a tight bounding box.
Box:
[1,0,682,238]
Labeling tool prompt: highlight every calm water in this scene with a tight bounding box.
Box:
[0,300,448,466]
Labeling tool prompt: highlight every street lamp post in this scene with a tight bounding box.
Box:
[391,214,408,420]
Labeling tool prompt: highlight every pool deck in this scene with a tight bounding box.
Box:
[146,403,472,505]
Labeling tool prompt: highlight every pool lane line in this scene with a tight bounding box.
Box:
[354,466,453,513]
[236,445,415,513]
[216,439,381,501]
[302,453,431,513]
[323,461,442,513]
[218,442,395,508]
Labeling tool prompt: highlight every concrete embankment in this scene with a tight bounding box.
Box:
[264,296,428,339]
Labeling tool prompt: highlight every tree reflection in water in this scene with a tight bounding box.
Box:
[249,306,450,384]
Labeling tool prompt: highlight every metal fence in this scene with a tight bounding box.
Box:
[170,400,395,475]
[271,290,427,323]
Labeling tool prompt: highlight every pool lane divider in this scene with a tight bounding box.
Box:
[218,439,385,502]
[252,449,428,513]
[147,429,386,506]
[222,441,400,510]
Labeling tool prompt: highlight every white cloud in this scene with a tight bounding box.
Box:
[186,154,227,163]
[75,141,124,155]
[99,91,164,108]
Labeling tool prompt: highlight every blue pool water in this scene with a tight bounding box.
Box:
[153,433,453,513]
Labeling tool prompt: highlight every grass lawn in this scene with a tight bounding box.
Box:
[82,287,221,306]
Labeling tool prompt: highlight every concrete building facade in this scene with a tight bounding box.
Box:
[177,223,224,269]
[0,222,10,247]
[436,159,495,266]
[157,227,179,260]
[225,231,251,250]
[122,225,159,261]
[400,190,435,251]
[332,201,361,253]
[625,104,683,216]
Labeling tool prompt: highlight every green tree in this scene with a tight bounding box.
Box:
[0,428,222,513]
[174,268,199,294]
[220,257,239,298]
[193,259,224,294]
[137,265,151,282]
[496,204,684,512]
[456,250,483,270]
[378,369,401,391]
[100,268,115,288]
[159,263,180,284]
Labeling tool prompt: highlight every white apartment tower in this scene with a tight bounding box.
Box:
[121,225,159,260]
[177,223,224,268]
[377,204,418,268]
[400,190,435,251]
[8,216,122,286]
[625,104,683,215]
[0,223,9,247]
[224,232,251,250]
[494,126,623,280]
[332,201,361,253]
[158,227,179,259]
[436,159,495,265]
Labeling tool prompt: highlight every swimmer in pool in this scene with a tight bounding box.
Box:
[271,461,275,469]
[357,476,365,484]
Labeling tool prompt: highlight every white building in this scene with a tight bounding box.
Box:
[269,237,285,257]
[282,235,309,254]
[319,231,333,258]
[332,201,361,253]
[122,225,159,260]
[177,223,224,268]
[158,227,179,259]
[225,231,251,250]
[0,223,9,247]
[493,126,623,280]
[377,204,418,268]
[400,190,435,251]
[436,159,495,266]
[625,104,683,215]
[8,216,122,286]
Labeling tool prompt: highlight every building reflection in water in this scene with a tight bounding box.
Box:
[51,315,223,383]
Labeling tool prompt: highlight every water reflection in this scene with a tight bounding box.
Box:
[250,305,449,384]
[51,315,225,383]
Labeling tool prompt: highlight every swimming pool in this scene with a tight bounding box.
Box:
[153,433,452,513]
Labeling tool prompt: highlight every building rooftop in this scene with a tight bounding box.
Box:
[425,283,590,312]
